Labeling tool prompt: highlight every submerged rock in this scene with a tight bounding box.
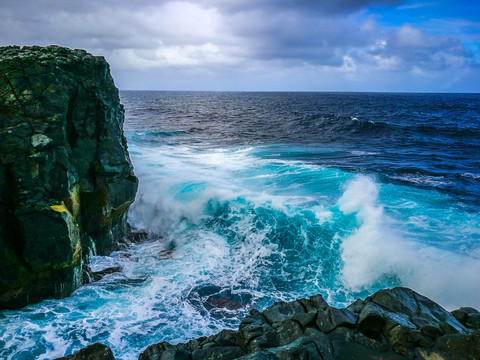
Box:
[0,45,138,309]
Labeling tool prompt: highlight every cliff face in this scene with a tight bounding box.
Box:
[0,45,138,309]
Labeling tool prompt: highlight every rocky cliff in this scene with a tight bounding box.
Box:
[58,287,480,360]
[0,45,138,309]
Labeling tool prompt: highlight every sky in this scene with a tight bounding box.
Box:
[1,0,479,92]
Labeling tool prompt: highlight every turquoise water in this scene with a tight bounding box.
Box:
[1,92,479,360]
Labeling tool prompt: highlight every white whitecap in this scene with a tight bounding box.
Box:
[338,175,480,309]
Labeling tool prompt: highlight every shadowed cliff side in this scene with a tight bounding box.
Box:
[0,45,138,309]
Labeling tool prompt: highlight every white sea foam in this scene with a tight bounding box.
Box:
[3,143,479,360]
[391,174,451,187]
[128,144,330,236]
[338,175,480,309]
[351,150,376,156]
[461,172,480,180]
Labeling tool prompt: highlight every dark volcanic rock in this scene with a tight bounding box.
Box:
[451,307,480,330]
[136,287,480,360]
[0,45,138,309]
[54,342,115,360]
[91,265,122,281]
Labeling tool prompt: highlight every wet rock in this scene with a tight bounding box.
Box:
[80,287,480,360]
[269,341,312,360]
[192,346,245,360]
[263,300,306,324]
[435,332,480,360]
[329,307,358,330]
[130,230,149,243]
[188,283,252,313]
[140,330,245,360]
[369,288,464,334]
[466,314,480,329]
[314,306,357,334]
[331,339,407,360]
[54,343,115,360]
[0,45,138,309]
[207,296,244,310]
[138,341,190,360]
[275,319,304,346]
[91,265,122,281]
[385,324,414,356]
[157,249,174,260]
[357,302,385,340]
[237,353,280,360]
[239,309,277,351]
[451,307,480,330]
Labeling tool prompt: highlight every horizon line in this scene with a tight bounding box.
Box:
[119,89,480,95]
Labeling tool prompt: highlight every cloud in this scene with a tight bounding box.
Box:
[362,24,470,72]
[0,0,478,91]
[199,0,403,15]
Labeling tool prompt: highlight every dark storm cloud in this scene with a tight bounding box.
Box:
[0,0,477,91]
[224,8,375,65]
[203,0,403,14]
[0,0,401,50]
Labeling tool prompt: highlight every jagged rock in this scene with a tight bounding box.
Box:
[54,343,115,360]
[140,330,246,360]
[435,332,480,360]
[136,287,479,360]
[91,265,122,281]
[130,230,149,243]
[0,45,138,309]
[356,301,385,340]
[451,307,480,330]
[262,300,306,324]
[62,287,480,359]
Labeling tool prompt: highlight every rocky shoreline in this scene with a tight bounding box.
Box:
[57,286,480,360]
[2,46,479,360]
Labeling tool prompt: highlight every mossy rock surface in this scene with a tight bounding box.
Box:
[0,45,138,309]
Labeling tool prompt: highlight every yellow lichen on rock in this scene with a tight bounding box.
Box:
[50,203,68,212]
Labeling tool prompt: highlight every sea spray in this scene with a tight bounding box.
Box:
[338,176,480,309]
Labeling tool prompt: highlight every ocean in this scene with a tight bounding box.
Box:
[1,91,479,360]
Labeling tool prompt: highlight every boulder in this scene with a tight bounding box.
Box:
[0,45,138,309]
[54,343,115,360]
[451,307,480,330]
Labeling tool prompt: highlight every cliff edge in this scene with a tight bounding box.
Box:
[0,45,138,309]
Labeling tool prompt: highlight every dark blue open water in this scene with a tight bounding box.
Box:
[1,92,479,360]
